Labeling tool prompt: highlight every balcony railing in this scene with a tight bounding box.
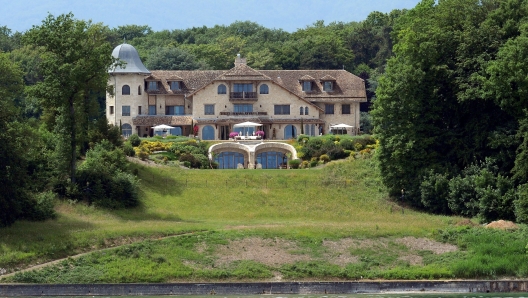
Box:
[219,112,267,116]
[230,91,257,101]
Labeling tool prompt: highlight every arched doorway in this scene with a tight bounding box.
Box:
[284,124,297,139]
[202,125,215,140]
[215,152,245,169]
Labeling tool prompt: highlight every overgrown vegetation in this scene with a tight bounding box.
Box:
[372,0,528,223]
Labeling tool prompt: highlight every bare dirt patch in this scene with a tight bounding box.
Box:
[322,239,360,265]
[214,237,310,266]
[395,237,458,254]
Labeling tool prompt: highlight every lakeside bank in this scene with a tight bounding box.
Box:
[1,280,528,296]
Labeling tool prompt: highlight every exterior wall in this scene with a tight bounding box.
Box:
[107,74,148,128]
[314,101,361,135]
[192,81,320,140]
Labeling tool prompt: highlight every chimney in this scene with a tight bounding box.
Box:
[235,53,246,66]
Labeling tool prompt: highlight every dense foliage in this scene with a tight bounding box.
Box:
[372,0,528,222]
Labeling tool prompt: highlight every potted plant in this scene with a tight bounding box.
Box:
[229,132,239,140]
[255,130,265,139]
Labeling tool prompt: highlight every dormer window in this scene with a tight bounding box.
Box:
[302,81,312,92]
[147,81,158,91]
[323,81,333,92]
[170,81,181,91]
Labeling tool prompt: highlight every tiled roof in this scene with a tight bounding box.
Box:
[320,74,336,81]
[146,66,366,101]
[148,70,224,95]
[261,70,366,101]
[214,63,270,81]
[132,115,193,126]
[300,74,316,81]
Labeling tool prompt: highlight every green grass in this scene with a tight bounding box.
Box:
[1,157,526,282]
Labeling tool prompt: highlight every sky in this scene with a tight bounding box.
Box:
[1,0,422,33]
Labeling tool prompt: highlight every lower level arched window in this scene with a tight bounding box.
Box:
[122,123,132,137]
[202,125,215,140]
[284,124,297,139]
[215,152,244,169]
[256,151,287,169]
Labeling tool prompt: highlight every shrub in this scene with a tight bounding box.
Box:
[301,160,309,169]
[309,157,318,167]
[320,154,330,163]
[515,183,528,223]
[128,134,141,147]
[76,141,139,209]
[123,142,135,157]
[20,191,57,221]
[288,159,301,169]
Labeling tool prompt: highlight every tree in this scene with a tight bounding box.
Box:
[372,0,517,211]
[145,46,209,70]
[0,52,26,226]
[24,13,115,185]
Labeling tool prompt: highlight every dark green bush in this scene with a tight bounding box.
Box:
[76,140,139,208]
[122,142,135,157]
[20,191,57,221]
[515,184,528,223]
[288,159,301,169]
[420,170,450,214]
[128,134,141,147]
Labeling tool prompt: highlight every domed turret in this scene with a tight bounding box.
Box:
[110,43,150,75]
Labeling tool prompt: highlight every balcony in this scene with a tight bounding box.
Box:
[219,112,267,116]
[230,91,257,101]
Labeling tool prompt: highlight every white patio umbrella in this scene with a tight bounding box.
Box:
[330,123,354,135]
[233,122,262,136]
[233,121,262,127]
[152,124,174,131]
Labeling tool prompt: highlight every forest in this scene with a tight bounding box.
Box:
[2,0,528,227]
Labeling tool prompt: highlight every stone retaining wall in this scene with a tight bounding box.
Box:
[1,281,527,296]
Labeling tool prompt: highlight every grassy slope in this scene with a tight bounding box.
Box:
[1,158,526,282]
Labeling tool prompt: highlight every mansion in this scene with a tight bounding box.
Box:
[107,43,367,141]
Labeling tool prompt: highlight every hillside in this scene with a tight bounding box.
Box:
[1,158,526,282]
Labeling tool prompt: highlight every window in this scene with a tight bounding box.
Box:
[300,107,304,115]
[122,85,130,95]
[138,85,141,95]
[166,105,184,115]
[274,105,290,115]
[234,104,253,113]
[302,81,312,92]
[234,83,253,92]
[121,123,132,136]
[148,105,156,115]
[342,104,351,114]
[202,125,215,140]
[305,107,309,115]
[259,84,269,94]
[218,84,227,94]
[148,81,158,91]
[325,104,334,115]
[216,152,245,169]
[170,81,181,91]
[204,104,215,115]
[284,124,297,139]
[122,105,130,116]
[109,106,114,115]
[256,151,287,169]
[138,106,142,115]
[323,81,333,92]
